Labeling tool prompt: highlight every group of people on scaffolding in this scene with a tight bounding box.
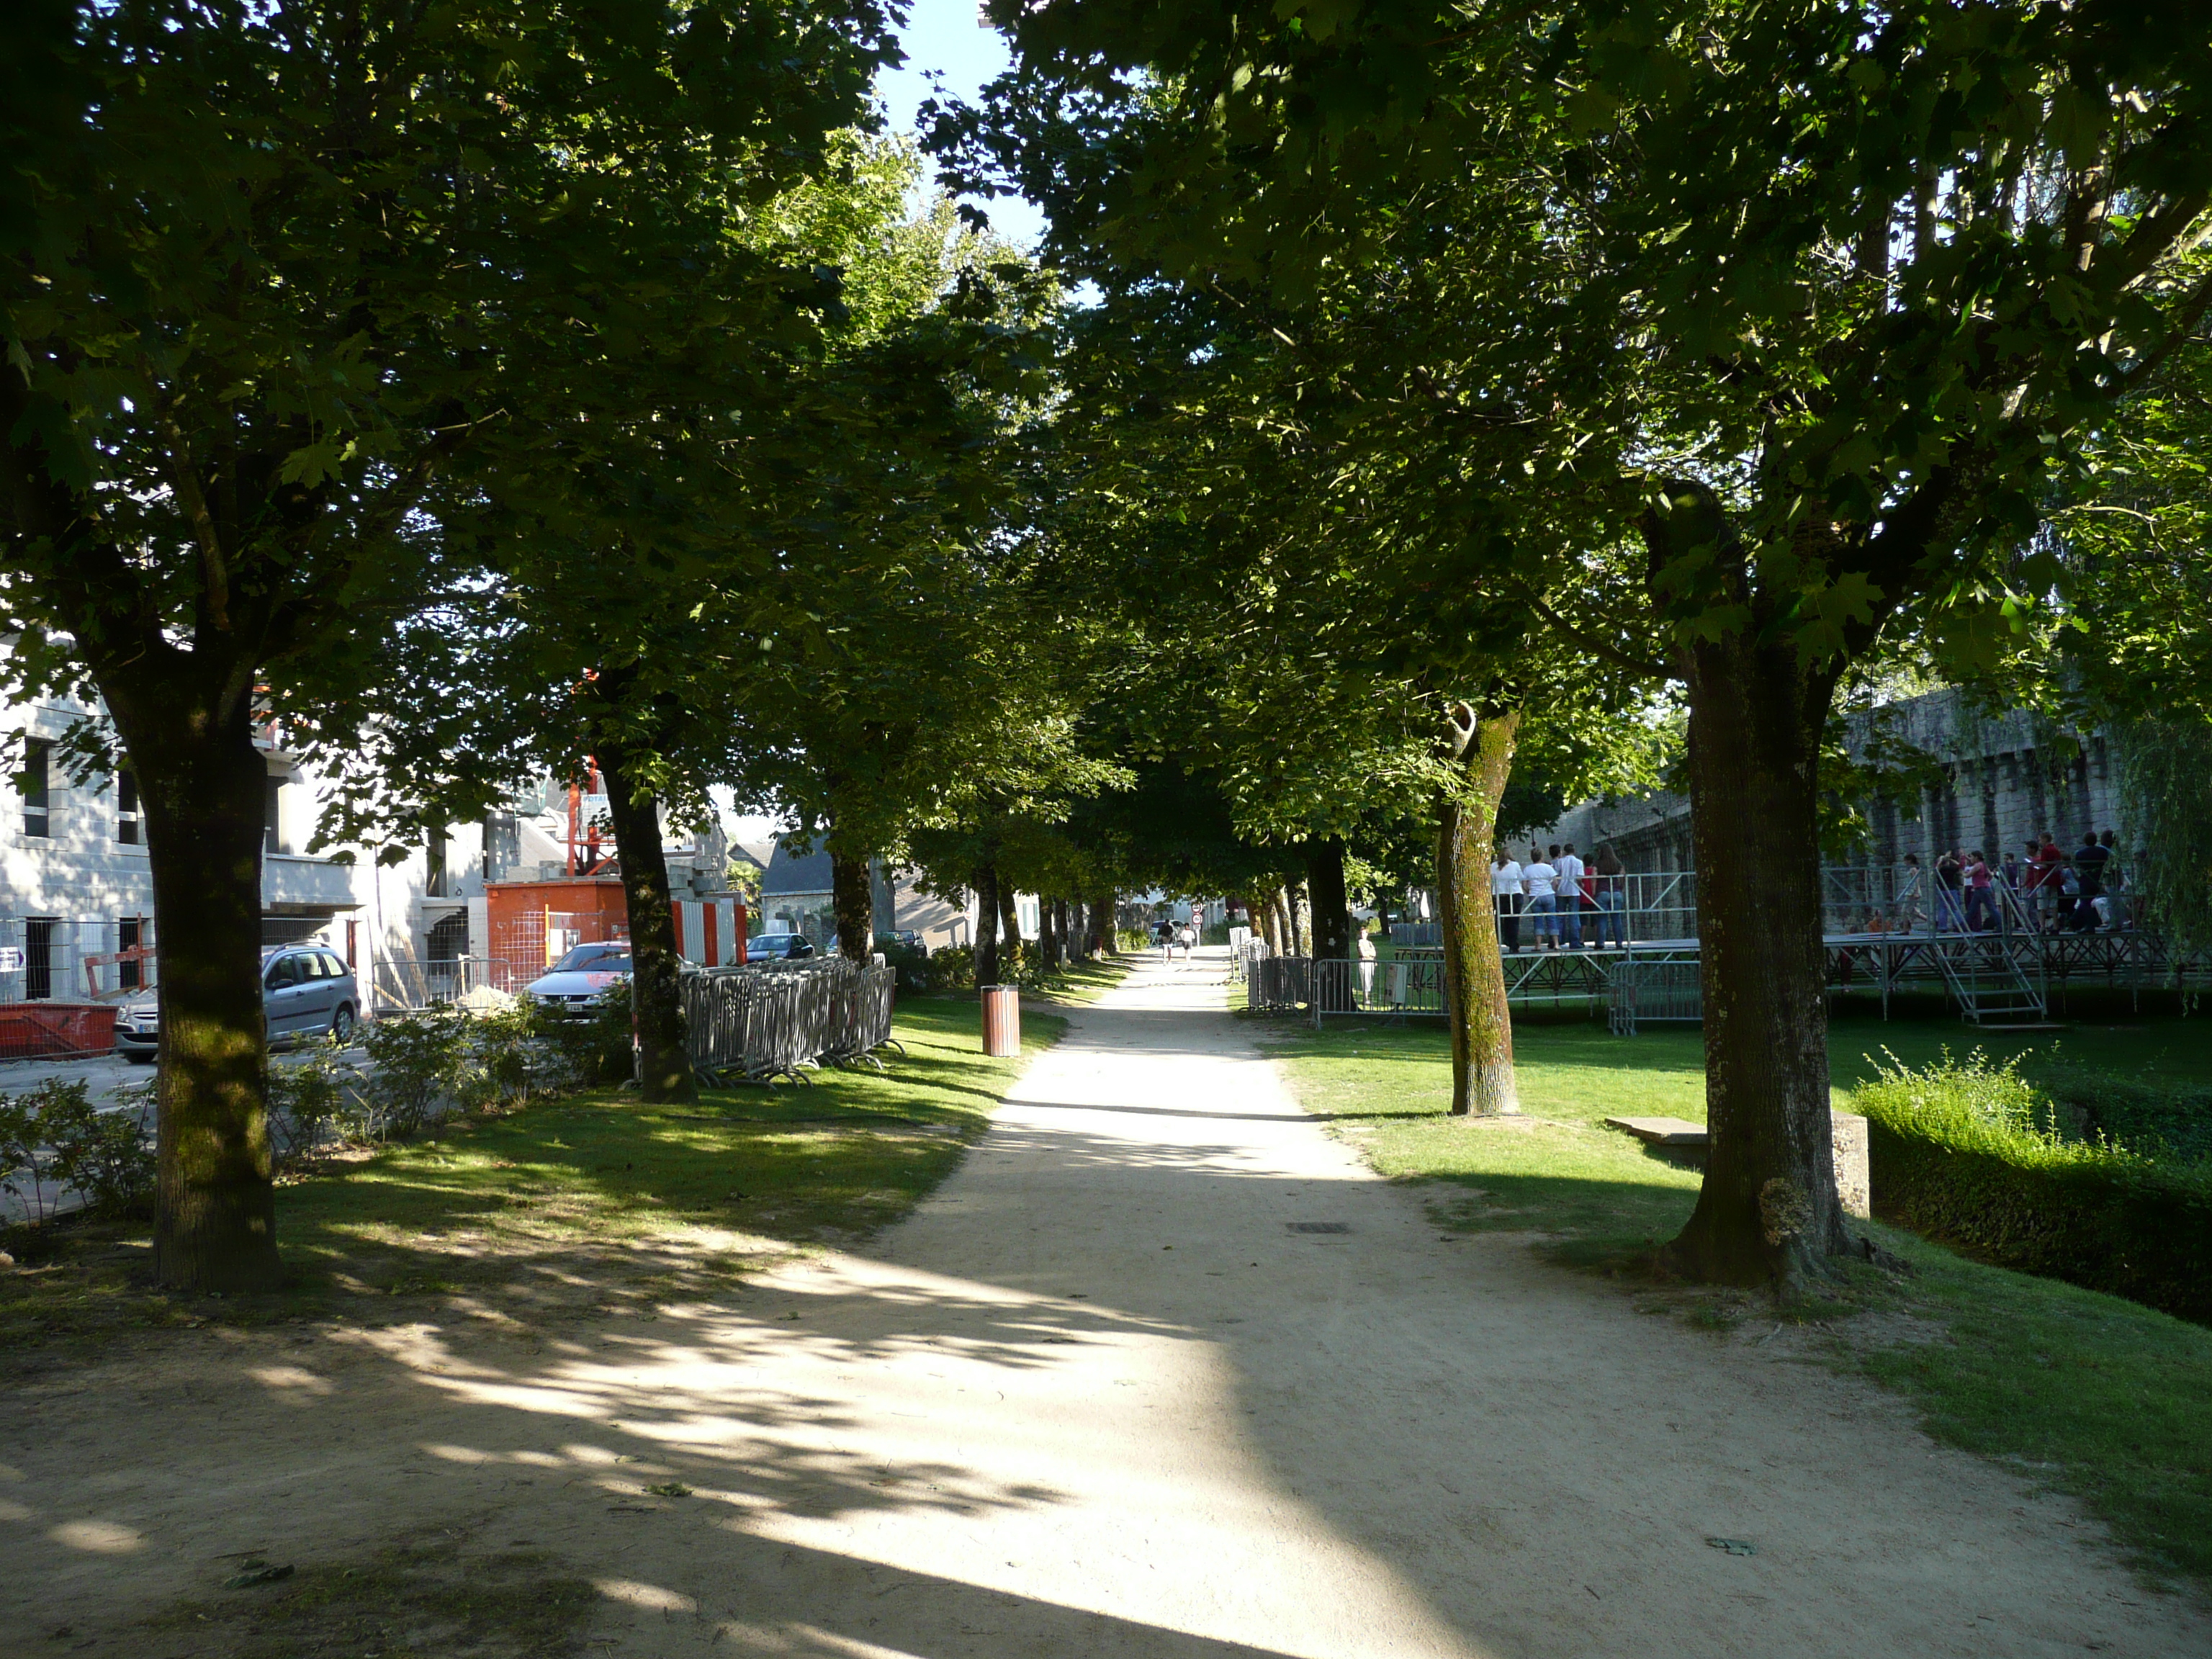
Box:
[1879,832,2130,936]
[1489,842,1631,952]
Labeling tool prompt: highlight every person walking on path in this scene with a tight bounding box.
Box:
[1522,848,1560,948]
[1963,850,1995,932]
[1591,842,1627,948]
[2095,830,2126,930]
[1934,849,1965,932]
[1553,843,1587,949]
[1491,850,1524,952]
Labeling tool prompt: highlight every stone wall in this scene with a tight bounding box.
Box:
[1532,688,2125,876]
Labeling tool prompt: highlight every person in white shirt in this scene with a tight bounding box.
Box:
[1491,852,1524,951]
[1552,843,1587,949]
[1355,926,1378,1001]
[1521,848,1560,948]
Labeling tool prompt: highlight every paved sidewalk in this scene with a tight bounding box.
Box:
[3,949,2203,1656]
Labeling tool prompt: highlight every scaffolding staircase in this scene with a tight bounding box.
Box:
[1933,932,2050,1027]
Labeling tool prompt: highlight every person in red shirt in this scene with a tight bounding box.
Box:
[2026,832,2066,932]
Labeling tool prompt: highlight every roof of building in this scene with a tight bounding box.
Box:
[761,843,833,897]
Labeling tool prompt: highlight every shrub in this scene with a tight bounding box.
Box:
[878,938,932,993]
[355,1007,470,1139]
[1856,1051,2212,1323]
[266,1037,353,1161]
[927,943,976,992]
[2029,1059,2212,1165]
[0,1079,155,1220]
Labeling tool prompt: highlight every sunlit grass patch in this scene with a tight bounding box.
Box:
[0,1000,1059,1355]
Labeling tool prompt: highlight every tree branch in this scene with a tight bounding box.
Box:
[153,403,232,632]
[1511,577,1670,679]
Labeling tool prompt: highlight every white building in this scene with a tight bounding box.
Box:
[0,692,731,1010]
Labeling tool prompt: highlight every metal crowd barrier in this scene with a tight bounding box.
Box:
[682,958,899,1084]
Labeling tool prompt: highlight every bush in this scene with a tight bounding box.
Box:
[1856,1051,2212,1323]
[927,943,976,992]
[2029,1059,2212,1165]
[0,1079,155,1221]
[266,1038,353,1161]
[878,938,933,993]
[355,1007,470,1139]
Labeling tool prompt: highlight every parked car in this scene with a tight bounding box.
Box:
[522,941,634,1015]
[750,930,815,961]
[115,945,361,1064]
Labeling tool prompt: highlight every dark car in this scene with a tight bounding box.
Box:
[115,945,361,1063]
[750,931,815,961]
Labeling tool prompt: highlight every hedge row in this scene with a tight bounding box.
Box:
[1857,1056,2212,1324]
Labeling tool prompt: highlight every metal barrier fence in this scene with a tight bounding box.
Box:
[1389,861,2143,953]
[683,958,899,1084]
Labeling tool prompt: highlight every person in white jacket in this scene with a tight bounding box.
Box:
[1491,852,1524,951]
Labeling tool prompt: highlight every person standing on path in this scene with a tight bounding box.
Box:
[1895,851,1927,934]
[2073,832,2110,932]
[2029,832,2066,932]
[1553,844,1587,949]
[1591,842,1627,948]
[1355,925,1378,1003]
[1491,850,1524,953]
[1523,848,1560,948]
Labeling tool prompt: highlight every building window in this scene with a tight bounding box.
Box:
[21,738,50,838]
[25,917,55,1000]
[119,917,143,992]
[117,770,140,845]
[264,773,284,855]
[426,829,449,899]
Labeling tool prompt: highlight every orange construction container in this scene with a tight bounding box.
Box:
[0,1002,119,1059]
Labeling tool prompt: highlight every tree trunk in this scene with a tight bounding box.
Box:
[1377,891,1394,943]
[1052,899,1071,968]
[999,884,1022,976]
[1306,840,1352,958]
[1094,890,1118,954]
[1664,633,1849,1286]
[830,850,874,961]
[595,740,693,1103]
[974,864,1002,986]
[108,678,282,1292]
[1306,838,1354,1010]
[1437,705,1521,1117]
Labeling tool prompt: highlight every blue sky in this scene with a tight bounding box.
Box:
[875,0,1046,248]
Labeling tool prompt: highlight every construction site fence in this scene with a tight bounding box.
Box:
[682,958,899,1084]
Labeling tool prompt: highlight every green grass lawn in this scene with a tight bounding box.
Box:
[0,1000,1058,1355]
[1264,1011,2212,1591]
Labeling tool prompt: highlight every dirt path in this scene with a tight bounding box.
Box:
[4,950,2204,1656]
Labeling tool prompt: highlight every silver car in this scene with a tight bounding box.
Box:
[115,945,361,1063]
[522,941,634,1015]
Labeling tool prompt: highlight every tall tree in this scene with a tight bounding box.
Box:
[956,0,2212,1288]
[0,0,896,1283]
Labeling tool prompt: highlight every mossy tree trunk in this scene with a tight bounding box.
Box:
[1435,703,1521,1117]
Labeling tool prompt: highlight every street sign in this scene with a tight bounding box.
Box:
[0,948,24,971]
